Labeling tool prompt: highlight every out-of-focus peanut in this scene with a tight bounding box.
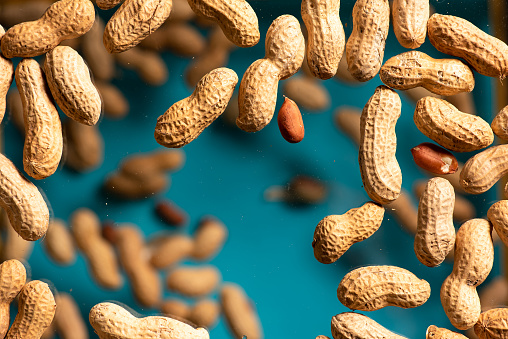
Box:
[411,142,458,175]
[221,283,263,339]
[189,299,220,329]
[170,0,195,21]
[0,0,52,28]
[115,47,169,86]
[6,89,25,134]
[392,0,428,49]
[385,189,418,234]
[149,234,194,269]
[104,171,168,199]
[95,81,129,119]
[155,199,188,227]
[160,299,191,320]
[166,265,221,297]
[81,16,115,82]
[63,119,104,172]
[140,22,206,57]
[403,87,442,103]
[1,211,34,261]
[331,312,407,339]
[44,219,76,265]
[474,308,508,339]
[264,175,328,205]
[334,106,361,145]
[0,25,14,124]
[0,259,26,338]
[54,293,89,339]
[191,217,228,261]
[478,277,508,312]
[488,200,508,247]
[282,76,330,111]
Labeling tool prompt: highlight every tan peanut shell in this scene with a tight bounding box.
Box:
[1,0,95,58]
[380,51,475,96]
[189,299,220,329]
[140,22,206,57]
[71,208,122,289]
[0,25,14,125]
[236,15,305,132]
[414,177,455,267]
[426,325,467,339]
[312,201,384,264]
[385,189,418,234]
[6,280,56,339]
[44,218,76,265]
[474,308,508,339]
[104,171,169,199]
[440,219,494,330]
[115,47,169,86]
[155,67,237,148]
[0,259,26,338]
[116,224,161,307]
[64,119,104,172]
[460,144,508,194]
[103,0,172,53]
[491,105,508,140]
[54,293,89,339]
[334,106,361,145]
[81,16,115,82]
[45,46,102,125]
[428,14,508,79]
[392,0,429,49]
[120,149,185,176]
[282,76,330,111]
[0,153,49,241]
[95,81,129,119]
[359,85,402,204]
[191,217,228,261]
[221,283,263,339]
[187,0,259,47]
[89,302,210,339]
[150,234,194,269]
[166,265,221,297]
[96,0,124,10]
[334,50,359,84]
[331,312,407,339]
[316,336,330,339]
[414,97,493,152]
[337,265,430,311]
[301,0,345,79]
[488,200,508,247]
[346,0,390,82]
[1,212,34,261]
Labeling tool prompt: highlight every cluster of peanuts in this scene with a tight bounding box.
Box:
[1,0,508,338]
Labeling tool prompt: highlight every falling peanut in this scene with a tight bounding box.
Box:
[221,283,263,339]
[392,0,429,49]
[277,97,305,143]
[0,259,26,338]
[331,312,407,339]
[166,265,221,297]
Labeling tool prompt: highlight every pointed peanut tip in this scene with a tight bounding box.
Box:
[278,97,304,143]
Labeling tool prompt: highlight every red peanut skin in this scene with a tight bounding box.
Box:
[277,97,304,143]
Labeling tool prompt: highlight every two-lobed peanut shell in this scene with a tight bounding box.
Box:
[331,312,408,339]
[392,0,429,49]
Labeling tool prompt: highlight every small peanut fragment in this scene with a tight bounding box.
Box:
[316,336,330,339]
[460,144,508,194]
[63,119,104,172]
[331,312,407,339]
[282,76,330,111]
[44,219,76,265]
[0,25,13,124]
[278,97,305,143]
[346,0,390,82]
[120,149,185,176]
[380,51,475,96]
[189,299,220,329]
[115,47,169,86]
[191,217,228,261]
[359,85,402,204]
[54,293,89,339]
[428,14,508,79]
[334,106,361,145]
[312,201,384,264]
[149,234,194,269]
[392,0,429,48]
[89,302,210,339]
[301,0,345,79]
[441,219,494,330]
[414,177,455,267]
[0,259,26,338]
[1,0,95,58]
[411,143,458,175]
[95,81,129,119]
[474,308,508,339]
[160,299,191,320]
[221,283,263,339]
[103,0,172,53]
[426,325,467,339]
[488,200,508,247]
[414,97,493,152]
[6,280,56,339]
[166,265,221,297]
[155,199,188,227]
[140,22,206,57]
[155,67,237,148]
[16,58,63,180]
[236,15,305,132]
[187,0,259,48]
[337,265,430,311]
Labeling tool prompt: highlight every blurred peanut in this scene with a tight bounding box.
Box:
[140,22,206,57]
[221,283,263,339]
[63,119,104,172]
[95,81,129,119]
[478,277,508,312]
[81,16,115,82]
[0,25,14,124]
[0,0,52,28]
[6,89,25,134]
[155,199,188,227]
[334,106,361,145]
[403,87,442,103]
[0,259,26,338]
[44,219,76,265]
[282,76,330,111]
[191,217,228,261]
[149,234,194,269]
[385,189,419,234]
[264,175,328,205]
[166,265,221,297]
[170,0,195,21]
[104,171,168,199]
[115,47,169,86]
[54,293,89,339]
[1,211,34,261]
[189,299,220,329]
[392,0,428,48]
[446,92,476,115]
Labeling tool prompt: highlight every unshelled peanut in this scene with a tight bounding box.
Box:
[411,142,458,175]
[221,283,263,339]
[278,97,305,143]
[312,201,384,264]
[0,259,26,338]
[392,0,429,48]
[44,219,76,265]
[236,15,305,132]
[337,265,430,311]
[426,325,467,339]
[331,312,407,339]
[441,218,494,330]
[1,0,94,58]
[359,85,402,204]
[167,265,221,297]
[191,217,228,261]
[474,308,508,339]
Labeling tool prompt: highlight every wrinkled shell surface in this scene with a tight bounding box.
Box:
[426,325,467,339]
[474,308,508,339]
[0,259,26,338]
[331,312,407,339]
[392,0,429,49]
[0,25,13,124]
[488,200,508,247]
[491,105,508,140]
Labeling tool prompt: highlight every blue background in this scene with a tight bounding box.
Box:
[2,0,503,337]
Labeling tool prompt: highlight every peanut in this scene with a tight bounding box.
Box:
[301,0,345,79]
[0,259,26,338]
[316,336,330,339]
[1,0,95,58]
[331,312,407,339]
[6,89,25,135]
[435,162,466,194]
[53,293,89,339]
[44,218,76,265]
[346,0,390,82]
[89,302,210,339]
[487,200,508,247]
[0,25,13,124]
[380,51,475,96]
[187,0,259,48]
[474,308,508,339]
[160,299,191,320]
[334,106,361,145]
[221,283,263,339]
[441,218,494,330]
[282,76,330,111]
[120,149,185,175]
[155,199,188,226]
[0,211,34,261]
[446,92,476,115]
[338,265,430,311]
[71,208,122,289]
[264,175,328,205]
[189,299,220,329]
[236,15,305,132]
[95,81,129,119]
[105,171,168,199]
[491,105,508,140]
[334,50,359,84]
[155,67,237,148]
[115,47,169,86]
[414,177,455,267]
[359,85,402,204]
[0,0,52,28]
[278,97,305,143]
[115,224,161,307]
[81,16,115,82]
[403,87,442,103]
[96,0,123,10]
[414,97,493,152]
[426,325,467,339]
[385,189,418,234]
[140,22,206,57]
[392,0,429,48]
[312,201,384,264]
[428,14,508,79]
[460,144,508,194]
[191,216,228,261]
[15,58,63,179]
[0,153,49,241]
[411,142,458,175]
[103,0,172,53]
[63,118,104,172]
[6,280,56,339]
[166,265,221,297]
[149,234,194,269]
